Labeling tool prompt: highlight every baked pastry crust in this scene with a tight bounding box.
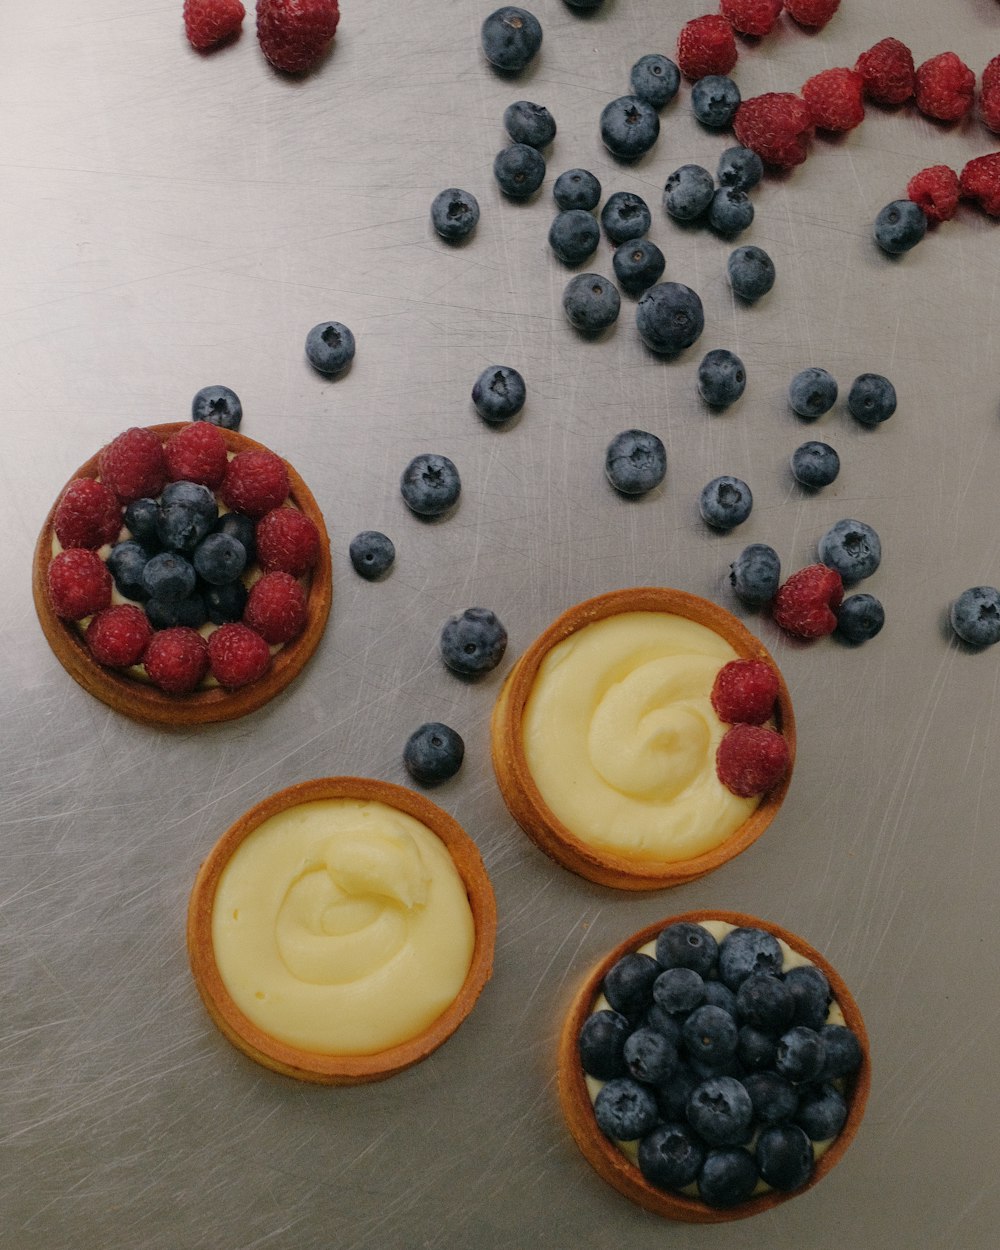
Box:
[187,776,497,1084]
[558,909,871,1223]
[491,588,795,889]
[32,422,332,725]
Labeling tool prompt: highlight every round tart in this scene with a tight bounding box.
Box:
[491,588,795,890]
[32,423,332,725]
[558,910,870,1222]
[187,777,497,1084]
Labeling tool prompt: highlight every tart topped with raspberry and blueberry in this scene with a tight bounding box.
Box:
[33,420,331,725]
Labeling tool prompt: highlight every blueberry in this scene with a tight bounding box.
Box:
[707,187,754,237]
[697,1148,759,1207]
[145,592,208,630]
[605,429,667,496]
[642,1004,682,1046]
[603,951,661,1020]
[503,100,556,147]
[689,1053,742,1081]
[403,722,465,785]
[612,238,665,294]
[204,579,248,625]
[625,1027,678,1084]
[837,593,885,643]
[638,1123,705,1191]
[742,1071,799,1127]
[729,544,780,606]
[789,367,838,418]
[653,967,705,1016]
[682,1005,739,1066]
[783,965,832,1031]
[698,349,746,408]
[819,1024,863,1078]
[736,973,794,1033]
[142,551,197,603]
[440,607,507,675]
[818,518,881,583]
[106,540,151,601]
[692,75,741,128]
[480,7,542,73]
[305,321,356,376]
[124,497,161,549]
[552,168,601,212]
[600,191,651,245]
[794,1081,848,1141]
[400,454,461,517]
[791,441,840,487]
[629,54,680,109]
[472,365,527,425]
[348,530,396,579]
[192,384,242,429]
[593,1078,659,1141]
[192,533,246,586]
[548,209,600,264]
[718,927,783,990]
[717,146,763,192]
[493,143,546,199]
[737,1025,778,1073]
[726,245,775,301]
[756,1124,814,1191]
[775,1027,827,1083]
[950,586,1000,646]
[702,981,738,1017]
[562,273,621,332]
[636,282,704,355]
[156,493,217,553]
[430,188,480,241]
[600,95,660,160]
[654,922,718,977]
[874,199,927,255]
[687,1076,753,1147]
[662,164,714,221]
[654,1061,699,1122]
[578,1009,631,1080]
[699,476,752,530]
[212,511,256,564]
[848,373,896,425]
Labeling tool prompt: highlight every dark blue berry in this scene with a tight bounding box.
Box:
[789,367,838,418]
[212,511,256,564]
[950,586,1000,646]
[603,952,661,1020]
[718,927,783,990]
[481,7,542,73]
[742,1071,799,1127]
[663,164,714,221]
[775,1027,826,1083]
[818,518,881,583]
[794,1081,847,1141]
[440,607,507,675]
[727,244,775,301]
[431,188,480,241]
[562,273,620,332]
[403,722,465,785]
[690,1053,743,1081]
[578,1009,631,1080]
[729,544,780,606]
[736,973,794,1033]
[707,187,754,237]
[699,476,752,530]
[493,144,546,199]
[638,1123,704,1190]
[874,199,927,254]
[624,1027,678,1084]
[600,191,651,245]
[629,54,680,109]
[605,429,666,496]
[552,168,601,211]
[204,579,248,625]
[791,441,840,488]
[349,530,395,580]
[305,321,356,376]
[784,965,832,1031]
[848,372,896,425]
[737,1025,778,1073]
[192,384,242,429]
[682,1005,739,1065]
[400,454,461,517]
[653,967,705,1016]
[636,282,704,355]
[106,540,151,601]
[193,533,246,586]
[717,146,763,192]
[698,349,746,407]
[549,209,600,264]
[819,1024,863,1078]
[654,1061,699,1122]
[594,1078,659,1141]
[145,592,207,630]
[702,981,738,1017]
[472,365,527,425]
[687,1076,753,1146]
[503,100,555,147]
[692,75,741,128]
[655,922,718,977]
[600,96,660,160]
[157,482,217,552]
[142,551,196,603]
[756,1124,814,1191]
[123,498,161,548]
[697,1148,758,1207]
[836,593,885,643]
[612,238,665,294]
[642,1004,682,1046]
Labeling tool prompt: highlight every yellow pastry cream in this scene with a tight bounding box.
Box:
[521,612,761,862]
[211,798,476,1055]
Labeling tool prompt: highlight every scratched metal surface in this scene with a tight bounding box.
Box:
[2,1,1000,1246]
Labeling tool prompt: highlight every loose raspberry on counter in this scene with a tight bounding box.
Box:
[907,165,960,223]
[183,0,245,50]
[773,564,844,638]
[981,84,1000,136]
[716,724,790,798]
[208,622,272,688]
[98,427,168,503]
[244,571,307,644]
[784,0,839,29]
[255,507,321,577]
[711,659,780,726]
[143,626,210,693]
[985,54,1000,93]
[719,0,783,38]
[164,421,229,489]
[801,68,865,132]
[257,0,340,74]
[854,38,915,105]
[47,548,113,620]
[86,605,153,668]
[959,153,1000,216]
[914,52,976,122]
[677,15,738,81]
[53,478,122,550]
[733,93,813,167]
[220,448,290,519]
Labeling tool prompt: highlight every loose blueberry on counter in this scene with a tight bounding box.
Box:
[729,543,781,606]
[699,476,752,530]
[735,973,794,1033]
[789,367,838,418]
[717,146,763,192]
[503,100,556,147]
[784,965,832,1031]
[605,429,667,496]
[430,188,480,241]
[440,607,507,675]
[553,167,601,211]
[603,951,661,1019]
[707,187,754,237]
[472,365,527,425]
[594,1078,660,1141]
[687,1075,754,1146]
[146,592,208,630]
[775,1026,826,1083]
[638,1123,705,1191]
[205,579,248,625]
[600,191,651,244]
[718,927,783,989]
[818,518,881,583]
[157,481,218,552]
[612,238,665,294]
[653,967,705,1016]
[212,511,256,564]
[874,199,927,254]
[636,282,704,354]
[124,497,161,549]
[663,164,714,221]
[848,372,896,425]
[563,273,621,332]
[698,349,747,408]
[791,440,840,487]
[107,541,151,601]
[142,551,197,603]
[400,454,461,517]
[655,921,719,977]
[481,6,543,73]
[578,1009,632,1080]
[192,384,242,429]
[727,244,775,301]
[743,1071,799,1128]
[402,722,465,785]
[549,209,601,265]
[305,321,356,376]
[949,585,1000,646]
[692,75,741,128]
[629,54,680,109]
[698,1147,759,1207]
[795,1081,848,1141]
[600,95,660,160]
[348,531,396,580]
[819,1024,863,1078]
[682,1005,739,1066]
[493,143,546,199]
[624,1027,678,1083]
[836,593,885,643]
[756,1124,814,1191]
[193,532,247,585]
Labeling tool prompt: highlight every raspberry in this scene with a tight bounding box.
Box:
[98,427,168,503]
[676,15,737,81]
[85,605,152,668]
[959,153,1000,216]
[183,0,245,49]
[907,165,960,223]
[718,0,783,38]
[710,659,780,726]
[733,93,813,168]
[981,84,1000,136]
[53,478,122,549]
[255,507,321,576]
[220,449,290,519]
[716,724,790,798]
[256,0,340,74]
[984,54,1000,93]
[163,421,229,489]
[854,38,915,105]
[143,627,210,694]
[801,68,865,132]
[773,564,844,638]
[914,52,975,122]
[783,0,839,29]
[208,622,273,688]
[47,548,113,620]
[244,571,307,644]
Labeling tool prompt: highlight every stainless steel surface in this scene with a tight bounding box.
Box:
[4,2,1000,1246]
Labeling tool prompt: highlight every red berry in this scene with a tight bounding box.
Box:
[244,571,307,644]
[716,724,790,798]
[854,38,915,105]
[733,93,813,168]
[914,52,975,122]
[257,0,340,74]
[183,0,245,49]
[86,605,153,668]
[98,427,167,503]
[164,421,229,489]
[773,564,844,638]
[53,478,122,549]
[984,54,1000,93]
[47,548,113,620]
[784,0,839,29]
[208,622,273,688]
[256,507,321,576]
[959,153,1000,216]
[907,165,960,223]
[220,449,290,519]
[801,68,865,132]
[711,659,780,726]
[143,627,210,694]
[981,84,1000,136]
[719,0,783,38]
[676,15,737,81]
